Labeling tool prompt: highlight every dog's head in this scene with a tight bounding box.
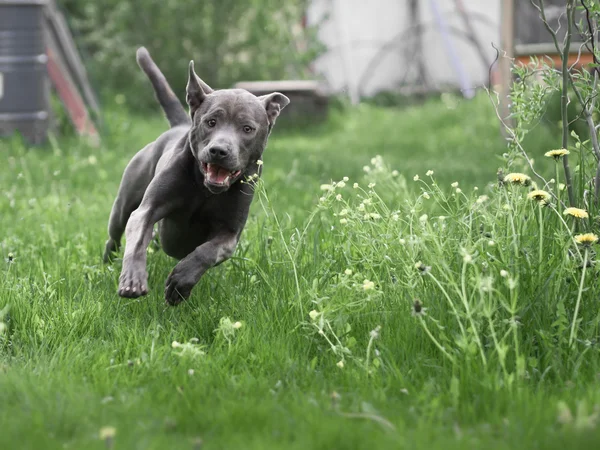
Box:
[185,61,290,194]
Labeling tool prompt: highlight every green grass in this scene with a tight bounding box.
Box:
[1,93,599,449]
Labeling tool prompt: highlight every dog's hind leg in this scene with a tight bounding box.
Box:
[104,146,156,263]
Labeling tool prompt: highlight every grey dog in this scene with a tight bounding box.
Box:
[103,47,289,305]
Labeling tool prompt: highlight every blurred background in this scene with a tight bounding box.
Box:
[0,0,578,144]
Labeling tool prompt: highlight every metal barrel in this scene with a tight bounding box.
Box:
[0,0,49,145]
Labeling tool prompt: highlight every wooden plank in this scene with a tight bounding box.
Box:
[516,53,595,69]
[44,0,101,117]
[515,42,589,56]
[46,43,99,145]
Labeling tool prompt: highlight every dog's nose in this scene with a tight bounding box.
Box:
[208,146,229,159]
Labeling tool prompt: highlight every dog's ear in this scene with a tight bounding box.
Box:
[258,92,290,127]
[186,61,213,117]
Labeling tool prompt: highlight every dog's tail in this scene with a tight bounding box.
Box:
[136,47,190,128]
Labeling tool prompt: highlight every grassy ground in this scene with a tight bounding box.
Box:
[1,93,599,449]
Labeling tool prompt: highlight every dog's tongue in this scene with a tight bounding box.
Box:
[207,164,230,184]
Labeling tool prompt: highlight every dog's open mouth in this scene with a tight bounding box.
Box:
[201,162,241,187]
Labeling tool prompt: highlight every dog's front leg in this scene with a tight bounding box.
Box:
[164,231,239,305]
[117,205,159,298]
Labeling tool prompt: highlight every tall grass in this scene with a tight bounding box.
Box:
[1,94,600,448]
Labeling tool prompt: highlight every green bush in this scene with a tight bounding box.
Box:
[58,0,324,110]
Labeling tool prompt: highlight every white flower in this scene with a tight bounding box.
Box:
[353,183,359,189]
[500,270,508,278]
[392,170,399,177]
[451,182,459,188]
[309,310,319,320]
[391,214,399,221]
[319,197,326,203]
[369,326,381,339]
[456,188,462,194]
[339,218,348,225]
[413,175,419,181]
[320,184,334,191]
[339,209,348,216]
[344,269,353,276]
[188,369,195,376]
[426,170,434,176]
[362,279,375,290]
[343,176,349,182]
[99,427,116,440]
[336,360,345,369]
[461,248,473,263]
[423,192,430,200]
[337,181,346,188]
[419,214,428,223]
[368,183,376,189]
[233,321,243,329]
[399,238,406,245]
[335,194,342,201]
[363,165,371,173]
[256,159,263,166]
[488,240,495,246]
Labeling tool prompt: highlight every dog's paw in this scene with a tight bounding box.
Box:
[164,270,195,306]
[118,265,148,298]
[103,239,120,264]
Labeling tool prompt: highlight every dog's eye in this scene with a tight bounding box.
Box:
[243,126,254,133]
[207,119,217,128]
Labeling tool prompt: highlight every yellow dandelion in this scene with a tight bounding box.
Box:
[527,189,551,204]
[544,148,570,160]
[503,172,532,186]
[563,207,589,219]
[574,233,598,247]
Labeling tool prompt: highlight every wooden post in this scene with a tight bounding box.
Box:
[499,0,515,128]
